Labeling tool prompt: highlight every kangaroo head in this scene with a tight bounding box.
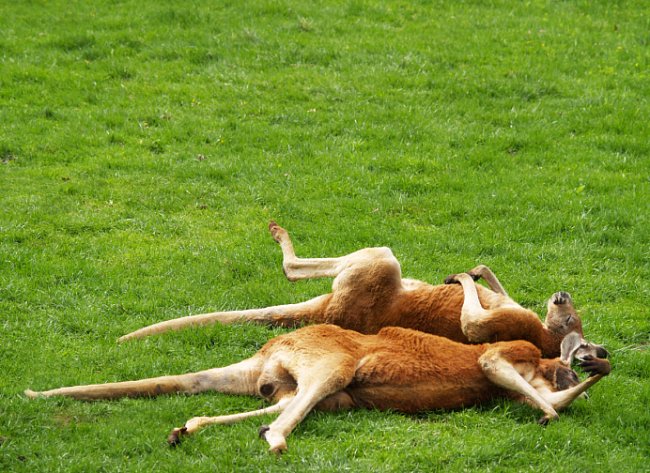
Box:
[536,332,580,391]
[545,291,582,334]
[559,330,609,365]
[541,331,607,393]
[546,293,609,360]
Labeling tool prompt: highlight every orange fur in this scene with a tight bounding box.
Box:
[26,324,610,453]
[117,223,607,361]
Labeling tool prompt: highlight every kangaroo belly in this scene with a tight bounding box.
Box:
[384,285,468,341]
[344,329,497,412]
[346,381,499,413]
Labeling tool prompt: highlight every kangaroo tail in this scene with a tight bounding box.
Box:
[118,295,330,342]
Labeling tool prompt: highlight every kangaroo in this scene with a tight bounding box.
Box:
[26,276,611,453]
[118,222,607,360]
[25,325,611,453]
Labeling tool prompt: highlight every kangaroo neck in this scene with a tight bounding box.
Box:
[540,329,564,358]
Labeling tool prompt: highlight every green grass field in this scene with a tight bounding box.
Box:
[1,0,649,471]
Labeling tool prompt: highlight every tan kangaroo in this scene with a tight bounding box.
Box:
[118,222,607,360]
[25,322,611,453]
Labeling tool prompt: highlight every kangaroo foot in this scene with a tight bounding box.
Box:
[269,221,289,244]
[551,291,572,306]
[167,427,188,447]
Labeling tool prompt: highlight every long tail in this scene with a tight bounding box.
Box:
[25,359,261,401]
[118,295,331,343]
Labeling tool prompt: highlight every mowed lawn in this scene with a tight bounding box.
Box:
[1,0,648,471]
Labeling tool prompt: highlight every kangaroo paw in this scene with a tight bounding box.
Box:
[444,274,461,285]
[578,356,611,376]
[445,273,478,284]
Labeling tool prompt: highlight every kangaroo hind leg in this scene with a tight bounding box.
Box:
[168,396,293,446]
[269,221,346,281]
[479,346,559,424]
[269,221,398,283]
[259,353,357,453]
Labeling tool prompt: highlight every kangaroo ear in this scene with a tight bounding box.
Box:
[560,332,582,364]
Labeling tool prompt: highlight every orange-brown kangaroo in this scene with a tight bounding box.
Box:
[26,324,611,453]
[118,222,607,360]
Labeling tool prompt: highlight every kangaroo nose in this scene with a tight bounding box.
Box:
[596,346,609,359]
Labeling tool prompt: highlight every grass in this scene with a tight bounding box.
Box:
[1,0,649,471]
